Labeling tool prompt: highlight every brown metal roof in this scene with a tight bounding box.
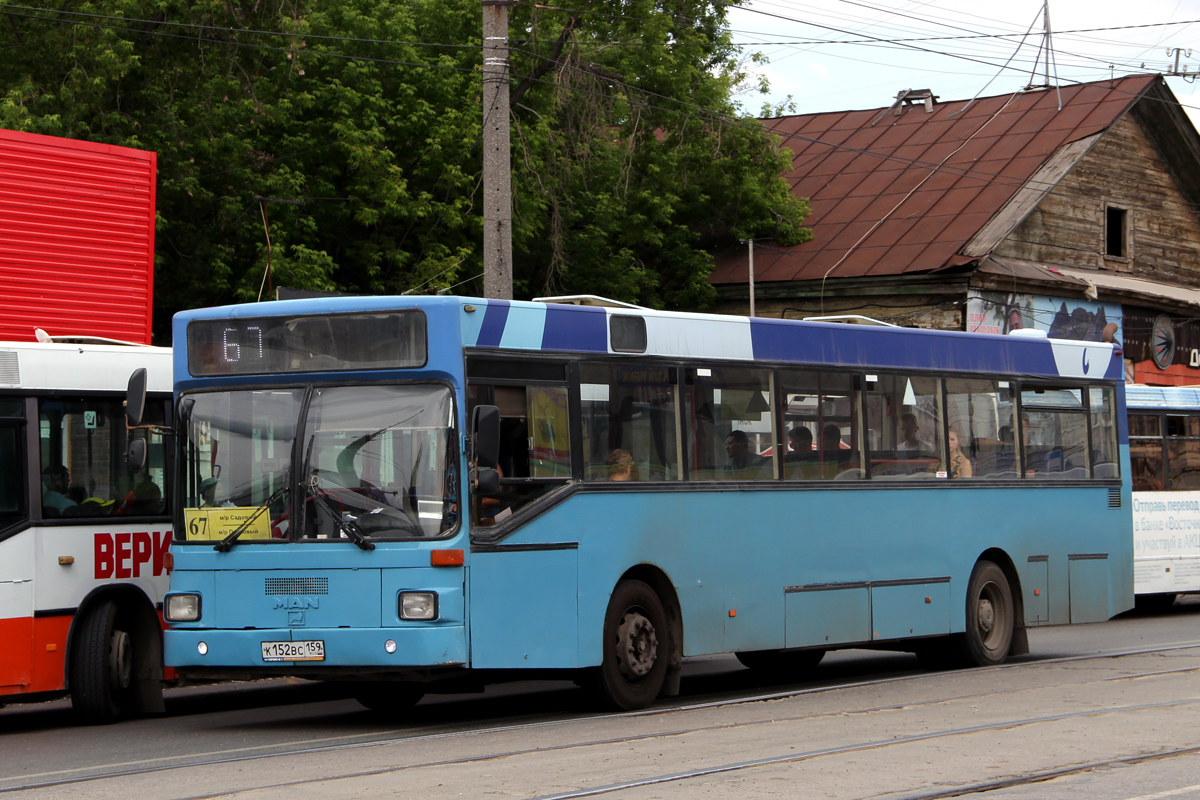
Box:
[710,75,1161,286]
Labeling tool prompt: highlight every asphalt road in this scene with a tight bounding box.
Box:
[2,596,1199,799]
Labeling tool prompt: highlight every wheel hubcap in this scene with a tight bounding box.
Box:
[978,597,995,635]
[110,629,132,691]
[616,610,658,679]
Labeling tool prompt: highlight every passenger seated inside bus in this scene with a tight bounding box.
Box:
[607,449,636,481]
[41,466,74,517]
[723,430,768,477]
[784,426,813,461]
[940,427,973,478]
[897,412,930,453]
[116,480,163,515]
[817,424,863,479]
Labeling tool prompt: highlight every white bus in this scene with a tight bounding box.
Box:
[0,337,172,722]
[1127,385,1200,610]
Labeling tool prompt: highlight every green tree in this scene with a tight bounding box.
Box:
[0,0,808,339]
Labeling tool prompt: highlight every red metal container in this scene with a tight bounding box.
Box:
[0,129,156,344]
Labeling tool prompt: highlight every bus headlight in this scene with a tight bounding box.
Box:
[165,593,202,622]
[399,592,438,620]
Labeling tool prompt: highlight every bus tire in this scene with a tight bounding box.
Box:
[70,599,133,724]
[353,682,424,713]
[591,580,670,711]
[736,648,824,677]
[963,560,1014,667]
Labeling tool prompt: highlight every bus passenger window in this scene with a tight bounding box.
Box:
[864,375,942,479]
[1021,387,1089,479]
[684,367,774,481]
[39,398,167,519]
[779,371,858,480]
[1129,413,1164,490]
[581,363,679,482]
[0,399,26,531]
[946,379,1015,479]
[1089,387,1120,479]
[1166,415,1200,490]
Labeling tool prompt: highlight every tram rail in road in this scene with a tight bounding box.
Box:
[5,634,1200,800]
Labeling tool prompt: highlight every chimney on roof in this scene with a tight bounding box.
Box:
[872,89,939,125]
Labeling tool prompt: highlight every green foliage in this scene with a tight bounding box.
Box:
[0,0,808,337]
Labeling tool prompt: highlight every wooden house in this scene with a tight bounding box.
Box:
[710,75,1200,385]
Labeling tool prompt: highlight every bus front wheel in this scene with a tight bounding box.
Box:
[592,580,669,711]
[963,560,1014,666]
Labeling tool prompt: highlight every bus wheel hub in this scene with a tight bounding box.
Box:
[110,629,132,691]
[617,611,658,679]
[978,598,995,634]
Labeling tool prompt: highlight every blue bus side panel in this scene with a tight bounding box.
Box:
[1068,557,1111,623]
[871,582,951,640]
[785,587,870,648]
[1023,560,1050,625]
[535,484,1128,664]
[469,550,579,668]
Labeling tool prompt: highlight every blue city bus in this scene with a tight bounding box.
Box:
[153,296,1133,711]
[1125,385,1200,610]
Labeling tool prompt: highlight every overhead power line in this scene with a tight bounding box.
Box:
[5,0,1200,215]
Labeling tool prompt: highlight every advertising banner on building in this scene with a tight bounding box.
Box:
[966,290,1123,342]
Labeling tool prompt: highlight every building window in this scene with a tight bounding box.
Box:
[1105,206,1127,258]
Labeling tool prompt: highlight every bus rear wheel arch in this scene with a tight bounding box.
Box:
[591,579,671,711]
[917,558,1019,670]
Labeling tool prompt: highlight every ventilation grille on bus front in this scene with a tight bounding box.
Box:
[0,351,18,385]
[1108,488,1122,508]
[265,577,329,595]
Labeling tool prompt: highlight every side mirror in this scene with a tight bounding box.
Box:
[125,368,148,427]
[126,437,147,473]
[477,467,500,496]
[471,405,500,469]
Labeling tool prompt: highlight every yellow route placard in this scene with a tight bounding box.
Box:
[184,507,273,541]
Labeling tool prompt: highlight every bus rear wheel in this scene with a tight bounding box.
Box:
[736,648,825,678]
[963,560,1014,666]
[591,580,669,711]
[70,599,134,724]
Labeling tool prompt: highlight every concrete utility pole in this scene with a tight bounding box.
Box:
[482,0,513,299]
[1042,2,1052,87]
[1166,48,1197,78]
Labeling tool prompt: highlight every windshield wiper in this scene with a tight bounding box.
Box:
[305,477,375,551]
[213,484,290,552]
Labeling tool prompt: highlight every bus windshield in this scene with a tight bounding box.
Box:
[180,384,457,543]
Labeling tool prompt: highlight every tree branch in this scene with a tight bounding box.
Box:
[511,15,579,107]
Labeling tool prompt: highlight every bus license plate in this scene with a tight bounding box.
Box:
[261,640,325,662]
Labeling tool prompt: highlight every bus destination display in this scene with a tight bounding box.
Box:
[187,311,426,376]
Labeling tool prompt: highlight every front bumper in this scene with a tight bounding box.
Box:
[165,625,467,669]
